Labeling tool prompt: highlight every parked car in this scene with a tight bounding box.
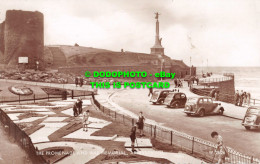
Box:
[164,92,187,108]
[184,96,224,117]
[241,106,260,130]
[150,90,171,105]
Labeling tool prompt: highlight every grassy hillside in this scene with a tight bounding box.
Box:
[44,45,189,69]
[45,45,158,67]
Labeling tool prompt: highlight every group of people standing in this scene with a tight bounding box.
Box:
[73,98,83,117]
[130,112,145,153]
[174,78,183,88]
[234,90,251,106]
[188,76,199,87]
[129,111,229,164]
[75,76,84,87]
[72,98,90,132]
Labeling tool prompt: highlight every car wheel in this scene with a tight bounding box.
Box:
[219,109,224,115]
[159,100,163,105]
[198,109,205,117]
[152,102,156,105]
[245,126,251,130]
[186,113,191,116]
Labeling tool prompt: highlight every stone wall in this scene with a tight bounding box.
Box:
[2,10,44,68]
[191,74,235,103]
[0,22,4,64]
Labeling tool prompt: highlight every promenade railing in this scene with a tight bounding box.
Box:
[93,98,260,164]
[0,90,93,104]
[0,109,47,164]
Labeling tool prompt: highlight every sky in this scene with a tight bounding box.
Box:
[1,0,260,66]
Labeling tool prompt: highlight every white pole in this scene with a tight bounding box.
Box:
[161,59,163,81]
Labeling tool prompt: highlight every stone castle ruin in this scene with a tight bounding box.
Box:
[0,10,44,68]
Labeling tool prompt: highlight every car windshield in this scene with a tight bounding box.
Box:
[247,108,260,115]
[188,98,197,103]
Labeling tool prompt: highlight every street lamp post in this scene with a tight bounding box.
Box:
[158,54,164,81]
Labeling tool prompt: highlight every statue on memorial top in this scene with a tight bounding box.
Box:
[155,12,159,20]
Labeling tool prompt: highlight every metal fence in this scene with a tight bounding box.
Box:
[93,98,260,164]
[0,109,47,164]
[0,90,93,104]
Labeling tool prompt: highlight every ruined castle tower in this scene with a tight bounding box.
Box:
[150,12,164,56]
[0,10,44,67]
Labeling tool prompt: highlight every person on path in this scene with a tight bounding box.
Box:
[243,91,247,105]
[137,112,145,137]
[211,131,229,164]
[148,87,153,97]
[215,91,219,101]
[77,98,83,114]
[239,90,244,106]
[196,77,199,85]
[75,77,79,87]
[247,92,251,106]
[178,78,182,88]
[130,124,137,153]
[234,90,239,106]
[73,101,78,117]
[79,77,83,87]
[210,89,216,99]
[174,78,178,88]
[83,110,90,131]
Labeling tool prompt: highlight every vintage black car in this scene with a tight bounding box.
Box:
[184,96,224,117]
[241,106,260,130]
[164,92,187,108]
[150,90,171,105]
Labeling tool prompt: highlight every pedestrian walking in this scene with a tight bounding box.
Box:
[130,123,137,153]
[243,91,247,105]
[188,79,191,87]
[77,98,83,114]
[75,77,79,87]
[174,78,178,88]
[148,87,153,97]
[178,78,182,88]
[196,77,199,85]
[239,90,244,106]
[79,77,83,87]
[83,110,90,131]
[137,112,145,137]
[210,89,216,99]
[73,101,78,117]
[234,90,239,106]
[247,92,251,106]
[215,91,219,101]
[211,131,229,164]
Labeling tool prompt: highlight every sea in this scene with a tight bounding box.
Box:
[197,67,260,100]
